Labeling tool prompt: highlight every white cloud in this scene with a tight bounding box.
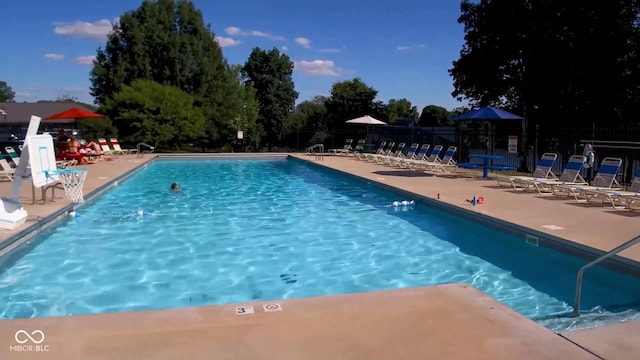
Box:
[44,53,65,60]
[215,36,240,47]
[224,26,285,41]
[396,45,426,51]
[293,60,341,76]
[294,37,311,48]
[282,45,288,51]
[53,19,114,41]
[318,48,341,53]
[75,55,96,66]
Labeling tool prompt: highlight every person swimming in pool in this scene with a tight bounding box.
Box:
[170,183,182,192]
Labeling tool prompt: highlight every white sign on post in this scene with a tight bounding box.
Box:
[508,136,518,154]
[237,130,244,139]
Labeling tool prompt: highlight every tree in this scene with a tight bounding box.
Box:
[385,98,419,123]
[105,79,206,149]
[227,65,262,151]
[325,78,380,128]
[90,0,234,143]
[450,0,640,127]
[0,81,15,102]
[419,105,452,126]
[242,47,298,150]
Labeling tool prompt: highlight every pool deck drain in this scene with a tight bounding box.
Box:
[0,152,638,359]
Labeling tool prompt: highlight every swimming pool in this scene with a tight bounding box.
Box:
[1,158,639,331]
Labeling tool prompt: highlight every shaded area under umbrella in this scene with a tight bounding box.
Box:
[452,106,525,158]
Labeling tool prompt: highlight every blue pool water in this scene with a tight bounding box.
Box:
[1,158,640,331]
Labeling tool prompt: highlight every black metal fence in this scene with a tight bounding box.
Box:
[311,124,640,186]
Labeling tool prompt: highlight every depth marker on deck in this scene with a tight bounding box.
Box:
[235,306,255,315]
[541,225,564,230]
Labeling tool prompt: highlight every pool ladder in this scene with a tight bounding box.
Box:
[306,144,324,160]
[572,233,640,316]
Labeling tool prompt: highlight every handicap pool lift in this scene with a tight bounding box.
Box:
[0,115,56,230]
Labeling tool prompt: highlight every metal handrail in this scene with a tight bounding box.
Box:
[572,234,640,316]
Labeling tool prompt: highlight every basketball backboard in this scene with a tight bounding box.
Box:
[27,134,58,187]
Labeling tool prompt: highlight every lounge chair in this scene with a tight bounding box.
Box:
[428,146,458,172]
[329,139,353,155]
[496,152,558,189]
[110,138,138,155]
[4,146,20,167]
[388,143,418,167]
[356,141,386,161]
[397,144,430,168]
[405,145,443,171]
[97,138,116,157]
[578,168,640,209]
[626,196,640,212]
[0,159,14,182]
[377,143,405,164]
[516,155,587,194]
[367,142,395,162]
[552,157,623,201]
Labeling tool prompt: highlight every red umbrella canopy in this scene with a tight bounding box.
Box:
[44,107,105,120]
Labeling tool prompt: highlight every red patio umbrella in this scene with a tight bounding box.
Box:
[44,107,105,120]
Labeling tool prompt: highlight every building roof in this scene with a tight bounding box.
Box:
[0,102,94,124]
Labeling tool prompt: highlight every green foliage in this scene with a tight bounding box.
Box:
[105,79,206,148]
[242,47,298,150]
[225,65,262,150]
[385,98,419,123]
[450,0,640,127]
[325,78,380,128]
[419,105,452,126]
[90,0,234,144]
[0,81,15,102]
[309,130,330,145]
[296,96,328,130]
[78,118,118,141]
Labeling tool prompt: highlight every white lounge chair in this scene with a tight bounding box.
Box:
[110,138,138,155]
[496,152,558,189]
[98,138,116,157]
[388,143,418,167]
[0,159,14,182]
[377,143,405,164]
[405,145,443,171]
[552,157,623,201]
[356,141,386,161]
[516,155,587,194]
[329,139,353,155]
[579,168,640,209]
[367,142,395,162]
[427,146,458,172]
[397,144,430,168]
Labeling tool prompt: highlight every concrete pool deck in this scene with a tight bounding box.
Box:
[0,152,639,359]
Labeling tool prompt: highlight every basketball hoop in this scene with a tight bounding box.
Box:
[49,169,88,204]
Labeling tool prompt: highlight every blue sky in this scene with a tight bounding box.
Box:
[0,0,467,112]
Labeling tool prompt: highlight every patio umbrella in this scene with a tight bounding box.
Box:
[44,107,105,121]
[345,115,387,148]
[451,106,523,121]
[345,115,387,125]
[44,107,105,137]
